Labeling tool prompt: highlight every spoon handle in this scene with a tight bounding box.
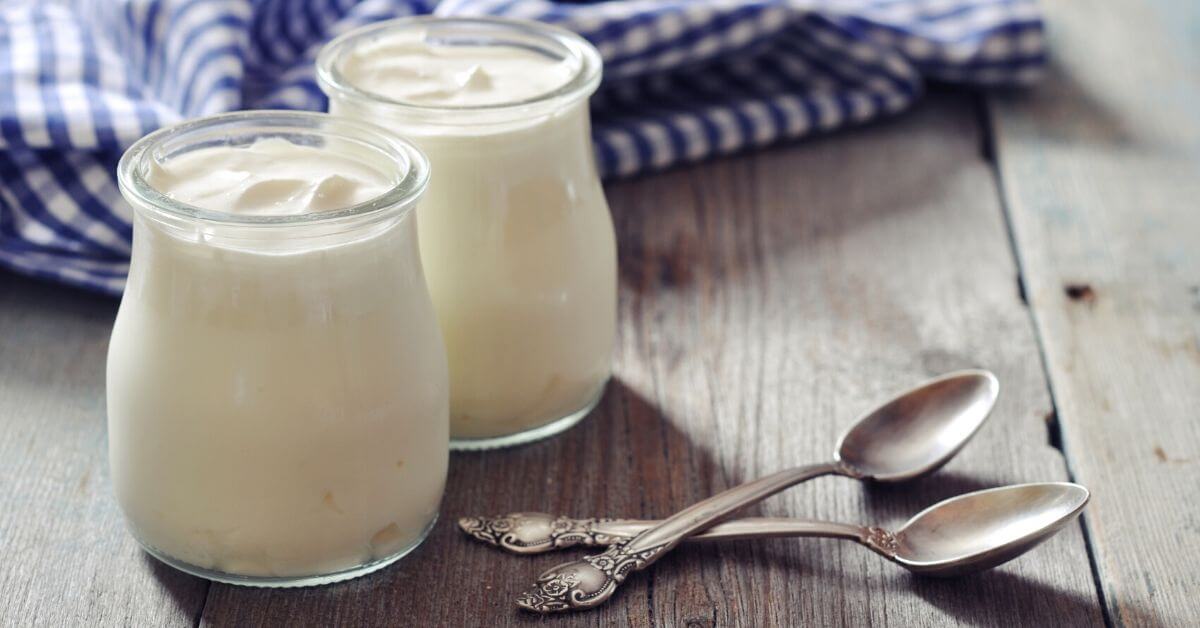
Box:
[592,517,866,543]
[599,518,897,556]
[623,461,840,556]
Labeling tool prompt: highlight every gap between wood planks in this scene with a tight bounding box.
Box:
[972,92,1114,628]
[194,585,210,628]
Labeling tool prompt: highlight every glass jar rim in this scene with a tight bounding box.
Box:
[116,110,430,226]
[316,16,603,117]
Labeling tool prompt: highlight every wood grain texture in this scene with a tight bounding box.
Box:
[188,95,1102,626]
[0,275,209,627]
[986,0,1200,625]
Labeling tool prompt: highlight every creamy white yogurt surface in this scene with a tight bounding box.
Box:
[339,31,576,106]
[109,135,448,579]
[146,137,392,214]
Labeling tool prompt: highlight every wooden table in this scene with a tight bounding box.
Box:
[2,1,1196,625]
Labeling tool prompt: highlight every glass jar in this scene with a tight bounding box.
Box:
[109,111,447,586]
[318,18,616,450]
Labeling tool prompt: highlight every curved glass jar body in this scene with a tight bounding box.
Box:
[319,18,616,450]
[108,112,448,586]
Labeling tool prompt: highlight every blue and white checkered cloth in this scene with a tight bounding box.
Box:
[0,0,1044,295]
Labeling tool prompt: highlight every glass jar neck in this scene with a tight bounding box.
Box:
[317,17,603,128]
[117,111,429,231]
[130,196,418,255]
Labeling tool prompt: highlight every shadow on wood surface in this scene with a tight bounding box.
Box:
[142,553,207,622]
[861,471,1007,522]
[912,569,1106,627]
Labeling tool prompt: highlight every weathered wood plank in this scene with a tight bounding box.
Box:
[987,0,1200,625]
[195,94,1102,626]
[0,275,209,626]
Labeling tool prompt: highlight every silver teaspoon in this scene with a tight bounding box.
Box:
[464,483,1089,577]
[515,370,1000,613]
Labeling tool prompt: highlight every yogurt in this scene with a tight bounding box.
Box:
[321,19,616,448]
[338,34,575,106]
[109,113,447,583]
[143,137,392,215]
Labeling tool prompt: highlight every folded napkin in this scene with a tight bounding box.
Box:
[0,0,1044,295]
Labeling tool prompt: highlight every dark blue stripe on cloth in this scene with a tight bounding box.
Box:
[33,15,73,147]
[250,0,290,68]
[0,15,27,147]
[139,0,162,86]
[77,25,119,150]
[179,43,244,113]
[590,126,620,176]
[165,12,250,110]
[274,0,317,61]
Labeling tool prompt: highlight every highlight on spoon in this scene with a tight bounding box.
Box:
[893,482,1090,576]
[835,369,999,481]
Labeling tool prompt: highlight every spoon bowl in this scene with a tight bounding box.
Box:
[835,370,999,481]
[893,482,1090,576]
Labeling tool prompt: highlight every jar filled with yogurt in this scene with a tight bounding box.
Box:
[318,18,616,449]
[109,111,447,586]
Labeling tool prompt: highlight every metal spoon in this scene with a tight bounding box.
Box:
[514,370,1000,613]
[464,483,1090,577]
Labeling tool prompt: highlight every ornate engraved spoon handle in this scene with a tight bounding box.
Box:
[513,462,846,612]
[623,461,840,557]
